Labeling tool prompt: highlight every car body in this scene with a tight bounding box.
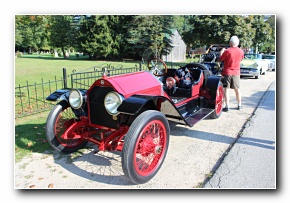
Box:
[45,58,224,184]
[199,44,230,75]
[205,44,230,54]
[262,54,276,71]
[240,53,269,79]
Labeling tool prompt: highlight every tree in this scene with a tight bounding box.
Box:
[15,16,23,50]
[76,15,116,60]
[260,15,275,54]
[266,15,276,54]
[122,15,174,60]
[49,15,74,58]
[245,15,273,54]
[182,15,255,49]
[15,14,275,59]
[15,15,49,53]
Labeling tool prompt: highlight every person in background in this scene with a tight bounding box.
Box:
[218,35,244,111]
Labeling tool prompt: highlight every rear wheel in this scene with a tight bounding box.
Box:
[46,100,88,153]
[211,81,224,119]
[122,110,170,184]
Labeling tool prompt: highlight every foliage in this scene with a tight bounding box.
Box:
[15,15,276,57]
[122,15,175,59]
[243,15,271,53]
[76,15,116,60]
[183,15,254,48]
[181,15,275,54]
[15,15,50,52]
[49,15,74,58]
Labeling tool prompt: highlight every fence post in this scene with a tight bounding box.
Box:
[139,62,142,71]
[63,68,67,88]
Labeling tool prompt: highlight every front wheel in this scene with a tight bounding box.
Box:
[211,81,224,119]
[46,100,88,153]
[122,110,170,184]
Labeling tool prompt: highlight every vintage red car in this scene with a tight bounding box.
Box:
[45,58,224,184]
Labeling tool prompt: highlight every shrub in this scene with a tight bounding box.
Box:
[16,52,23,58]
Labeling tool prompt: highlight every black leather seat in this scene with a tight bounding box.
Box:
[162,68,202,98]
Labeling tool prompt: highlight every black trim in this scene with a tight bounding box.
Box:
[46,88,87,101]
[117,95,157,115]
[88,86,119,129]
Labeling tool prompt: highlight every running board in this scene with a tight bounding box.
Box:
[184,108,214,127]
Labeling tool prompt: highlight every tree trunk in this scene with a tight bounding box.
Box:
[62,46,67,58]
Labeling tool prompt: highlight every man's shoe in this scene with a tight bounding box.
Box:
[223,107,229,112]
[237,105,242,110]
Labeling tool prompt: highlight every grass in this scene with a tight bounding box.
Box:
[15,53,142,86]
[15,52,199,86]
[14,52,199,163]
[15,110,51,162]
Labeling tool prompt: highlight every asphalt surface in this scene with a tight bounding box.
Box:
[204,81,276,188]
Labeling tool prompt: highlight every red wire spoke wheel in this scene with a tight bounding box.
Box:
[46,101,88,153]
[211,81,224,119]
[133,120,166,176]
[122,110,170,184]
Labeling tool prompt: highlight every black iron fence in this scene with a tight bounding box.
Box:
[15,77,64,118]
[70,62,144,89]
[15,61,187,118]
[15,62,145,118]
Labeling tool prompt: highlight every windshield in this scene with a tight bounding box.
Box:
[244,54,262,60]
[262,55,275,60]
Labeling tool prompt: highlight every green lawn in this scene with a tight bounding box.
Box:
[15,111,50,162]
[15,53,142,86]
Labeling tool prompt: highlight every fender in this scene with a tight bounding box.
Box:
[117,94,187,125]
[46,88,87,101]
[46,88,88,117]
[203,75,222,109]
[117,95,161,115]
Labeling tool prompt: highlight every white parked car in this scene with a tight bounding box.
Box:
[240,53,269,79]
[262,54,276,71]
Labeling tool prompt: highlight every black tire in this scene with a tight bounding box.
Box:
[255,73,260,79]
[184,62,210,71]
[122,110,170,184]
[211,81,224,119]
[46,100,88,153]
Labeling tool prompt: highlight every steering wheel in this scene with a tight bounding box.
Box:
[147,58,168,76]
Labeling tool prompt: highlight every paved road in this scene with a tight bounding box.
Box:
[204,80,276,188]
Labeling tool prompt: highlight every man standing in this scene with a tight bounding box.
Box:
[218,35,244,111]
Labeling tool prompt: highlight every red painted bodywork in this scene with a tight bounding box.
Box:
[75,71,166,152]
[88,71,164,98]
[60,115,129,151]
[192,74,204,97]
[60,70,213,152]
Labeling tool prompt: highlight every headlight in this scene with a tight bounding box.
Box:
[253,62,259,68]
[104,91,123,115]
[69,89,83,109]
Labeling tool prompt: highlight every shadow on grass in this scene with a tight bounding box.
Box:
[15,122,50,162]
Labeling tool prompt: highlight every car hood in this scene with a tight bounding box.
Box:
[240,59,263,68]
[88,71,164,98]
[266,59,275,63]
